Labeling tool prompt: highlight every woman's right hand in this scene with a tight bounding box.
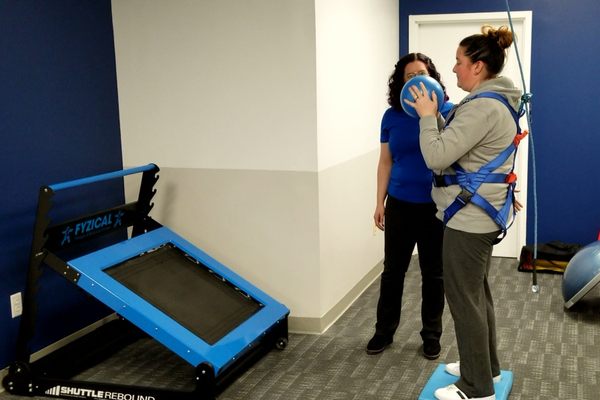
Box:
[374,204,385,231]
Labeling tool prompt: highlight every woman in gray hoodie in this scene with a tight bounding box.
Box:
[406,25,522,400]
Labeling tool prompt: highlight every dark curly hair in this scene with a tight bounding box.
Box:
[387,52,448,111]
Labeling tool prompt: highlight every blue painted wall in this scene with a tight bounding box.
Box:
[0,1,123,368]
[400,0,600,246]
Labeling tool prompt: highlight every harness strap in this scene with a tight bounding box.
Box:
[433,173,508,187]
[437,91,526,240]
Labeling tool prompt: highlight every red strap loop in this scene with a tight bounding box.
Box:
[513,130,528,146]
[505,172,517,184]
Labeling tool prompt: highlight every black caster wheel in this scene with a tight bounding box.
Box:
[275,337,288,350]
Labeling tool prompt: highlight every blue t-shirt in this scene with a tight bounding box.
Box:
[380,102,454,203]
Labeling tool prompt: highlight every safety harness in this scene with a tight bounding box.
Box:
[433,92,528,242]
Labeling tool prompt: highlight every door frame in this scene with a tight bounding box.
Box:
[408,11,533,258]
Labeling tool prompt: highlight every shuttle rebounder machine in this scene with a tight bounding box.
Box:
[3,164,289,400]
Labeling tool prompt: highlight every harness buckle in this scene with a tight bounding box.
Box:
[433,175,447,187]
[457,188,474,205]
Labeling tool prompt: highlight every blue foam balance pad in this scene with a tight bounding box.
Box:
[419,364,513,400]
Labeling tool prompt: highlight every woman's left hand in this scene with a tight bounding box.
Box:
[514,189,524,212]
[403,81,438,118]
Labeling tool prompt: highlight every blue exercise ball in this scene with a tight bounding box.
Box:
[400,75,445,119]
[562,241,600,308]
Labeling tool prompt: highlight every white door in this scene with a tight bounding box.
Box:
[408,11,532,258]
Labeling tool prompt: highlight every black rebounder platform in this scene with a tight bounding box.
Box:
[105,243,262,346]
[3,164,289,400]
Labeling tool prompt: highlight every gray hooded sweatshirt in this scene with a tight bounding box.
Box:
[419,76,522,233]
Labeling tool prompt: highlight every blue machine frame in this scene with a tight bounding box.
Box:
[69,226,289,375]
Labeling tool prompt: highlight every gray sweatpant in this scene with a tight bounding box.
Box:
[443,227,501,398]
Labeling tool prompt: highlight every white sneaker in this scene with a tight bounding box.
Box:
[434,384,496,400]
[445,361,501,383]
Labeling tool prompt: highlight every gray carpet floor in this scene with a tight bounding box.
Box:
[2,256,600,399]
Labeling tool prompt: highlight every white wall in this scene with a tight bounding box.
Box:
[113,0,317,172]
[113,0,398,332]
[314,0,398,315]
[315,0,398,170]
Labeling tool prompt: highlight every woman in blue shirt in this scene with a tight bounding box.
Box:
[367,53,453,359]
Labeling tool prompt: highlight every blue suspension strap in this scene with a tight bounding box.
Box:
[505,0,539,292]
[434,92,528,243]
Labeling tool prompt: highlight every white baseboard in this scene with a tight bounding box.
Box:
[288,260,383,334]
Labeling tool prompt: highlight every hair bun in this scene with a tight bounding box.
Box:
[481,25,513,50]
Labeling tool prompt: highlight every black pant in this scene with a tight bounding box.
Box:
[374,196,444,342]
